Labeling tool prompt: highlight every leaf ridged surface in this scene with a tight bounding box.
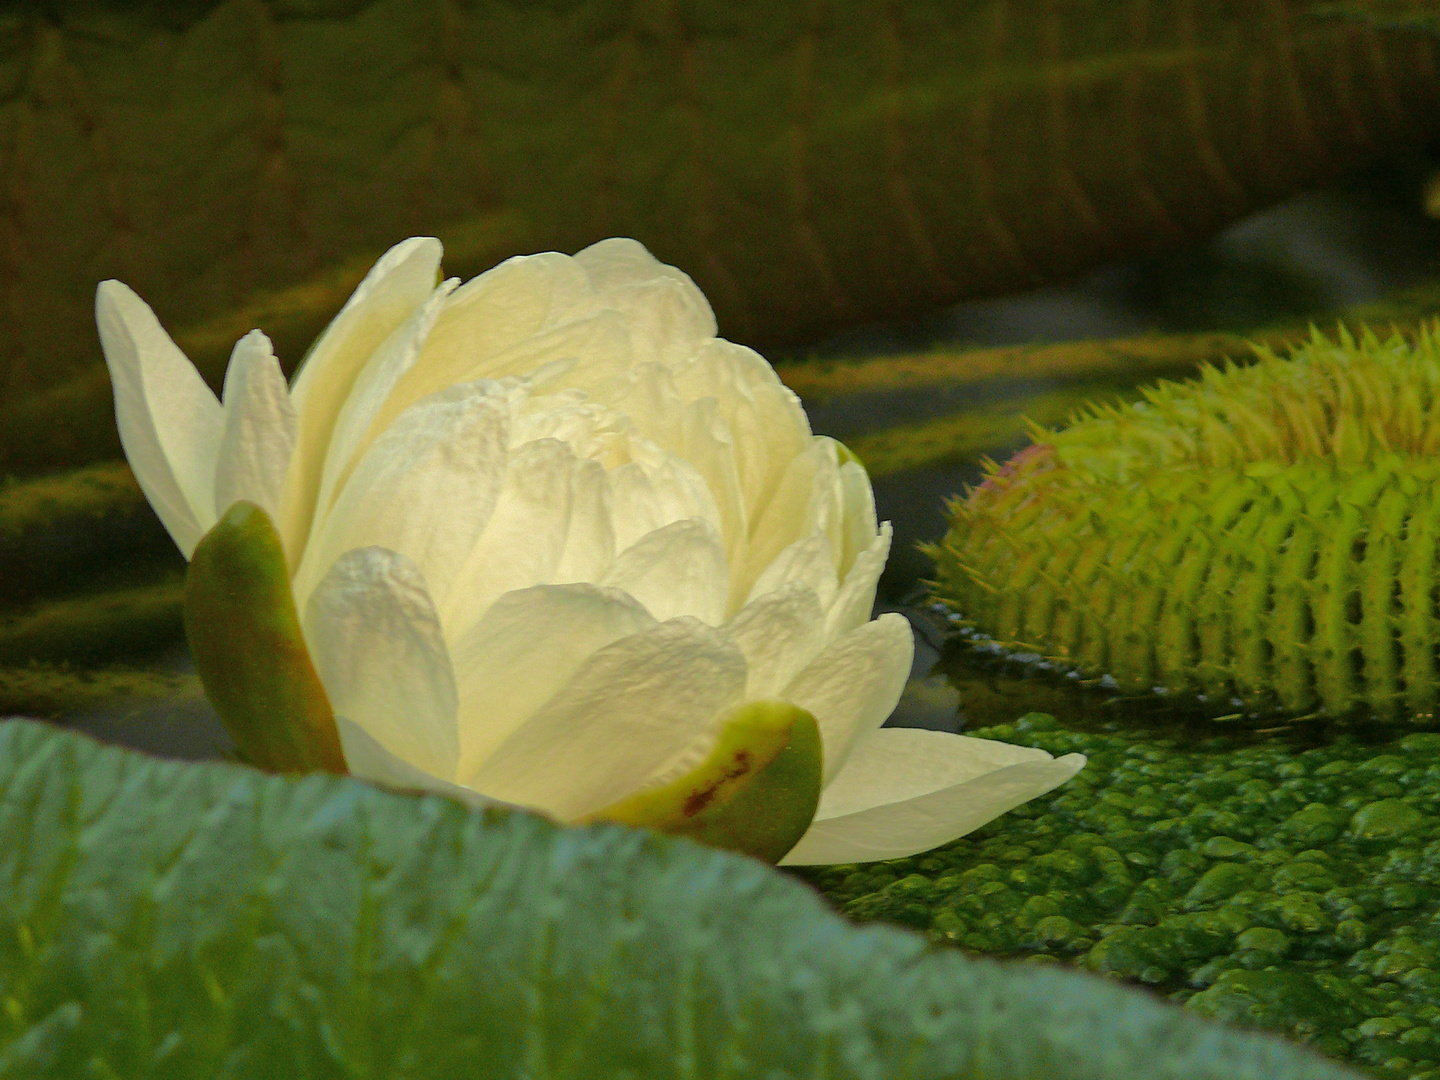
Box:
[0,717,1365,1079]
[2,0,1439,420]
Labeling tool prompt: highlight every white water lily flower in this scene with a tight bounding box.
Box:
[97,236,1084,864]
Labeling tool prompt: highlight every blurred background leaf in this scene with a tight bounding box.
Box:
[1306,0,1440,35]
[4,0,1440,471]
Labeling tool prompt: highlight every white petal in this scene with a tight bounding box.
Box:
[213,330,296,526]
[439,437,584,632]
[671,396,749,605]
[303,546,460,782]
[469,308,635,388]
[812,438,849,575]
[601,518,729,625]
[280,237,443,566]
[464,617,747,820]
[607,449,720,553]
[389,251,591,414]
[684,398,746,522]
[782,613,914,784]
[743,529,839,613]
[739,440,836,602]
[448,583,657,779]
[292,382,510,617]
[444,250,590,345]
[823,523,891,642]
[589,279,717,367]
[582,361,686,458]
[779,728,1086,865]
[837,458,878,579]
[669,336,779,402]
[574,237,709,301]
[571,237,671,287]
[96,280,222,557]
[385,306,631,442]
[313,276,459,519]
[336,716,509,811]
[551,457,617,585]
[673,340,812,522]
[723,582,826,699]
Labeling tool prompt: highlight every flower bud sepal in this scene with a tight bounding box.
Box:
[583,700,822,864]
[184,500,347,774]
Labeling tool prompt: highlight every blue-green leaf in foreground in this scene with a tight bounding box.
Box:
[0,719,1363,1080]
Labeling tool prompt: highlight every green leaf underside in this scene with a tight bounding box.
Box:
[183,501,345,774]
[587,700,822,864]
[0,718,1363,1079]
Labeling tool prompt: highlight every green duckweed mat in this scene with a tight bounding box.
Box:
[796,704,1440,1080]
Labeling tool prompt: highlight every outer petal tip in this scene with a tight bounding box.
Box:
[779,729,1086,865]
[96,276,223,558]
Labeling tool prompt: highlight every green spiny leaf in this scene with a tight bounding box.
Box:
[931,323,1440,722]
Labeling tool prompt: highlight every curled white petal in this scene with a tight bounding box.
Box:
[448,582,657,778]
[213,330,296,526]
[96,280,222,556]
[601,518,729,625]
[441,437,600,633]
[782,612,915,784]
[293,382,511,617]
[280,236,443,565]
[723,582,826,700]
[303,546,460,782]
[779,728,1087,865]
[465,617,746,820]
[836,458,878,579]
[314,275,459,519]
[824,523,891,642]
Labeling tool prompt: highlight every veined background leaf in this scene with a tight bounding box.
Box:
[1306,1,1440,34]
[1,0,1439,452]
[0,717,1365,1079]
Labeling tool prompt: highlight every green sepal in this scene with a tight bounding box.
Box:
[183,500,347,774]
[585,700,822,864]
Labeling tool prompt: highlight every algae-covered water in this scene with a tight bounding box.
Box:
[795,623,1440,1080]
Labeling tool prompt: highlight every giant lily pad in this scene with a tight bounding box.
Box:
[0,718,1361,1079]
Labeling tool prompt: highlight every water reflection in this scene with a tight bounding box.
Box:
[880,602,1440,754]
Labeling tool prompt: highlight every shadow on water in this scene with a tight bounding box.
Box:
[879,601,1440,755]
